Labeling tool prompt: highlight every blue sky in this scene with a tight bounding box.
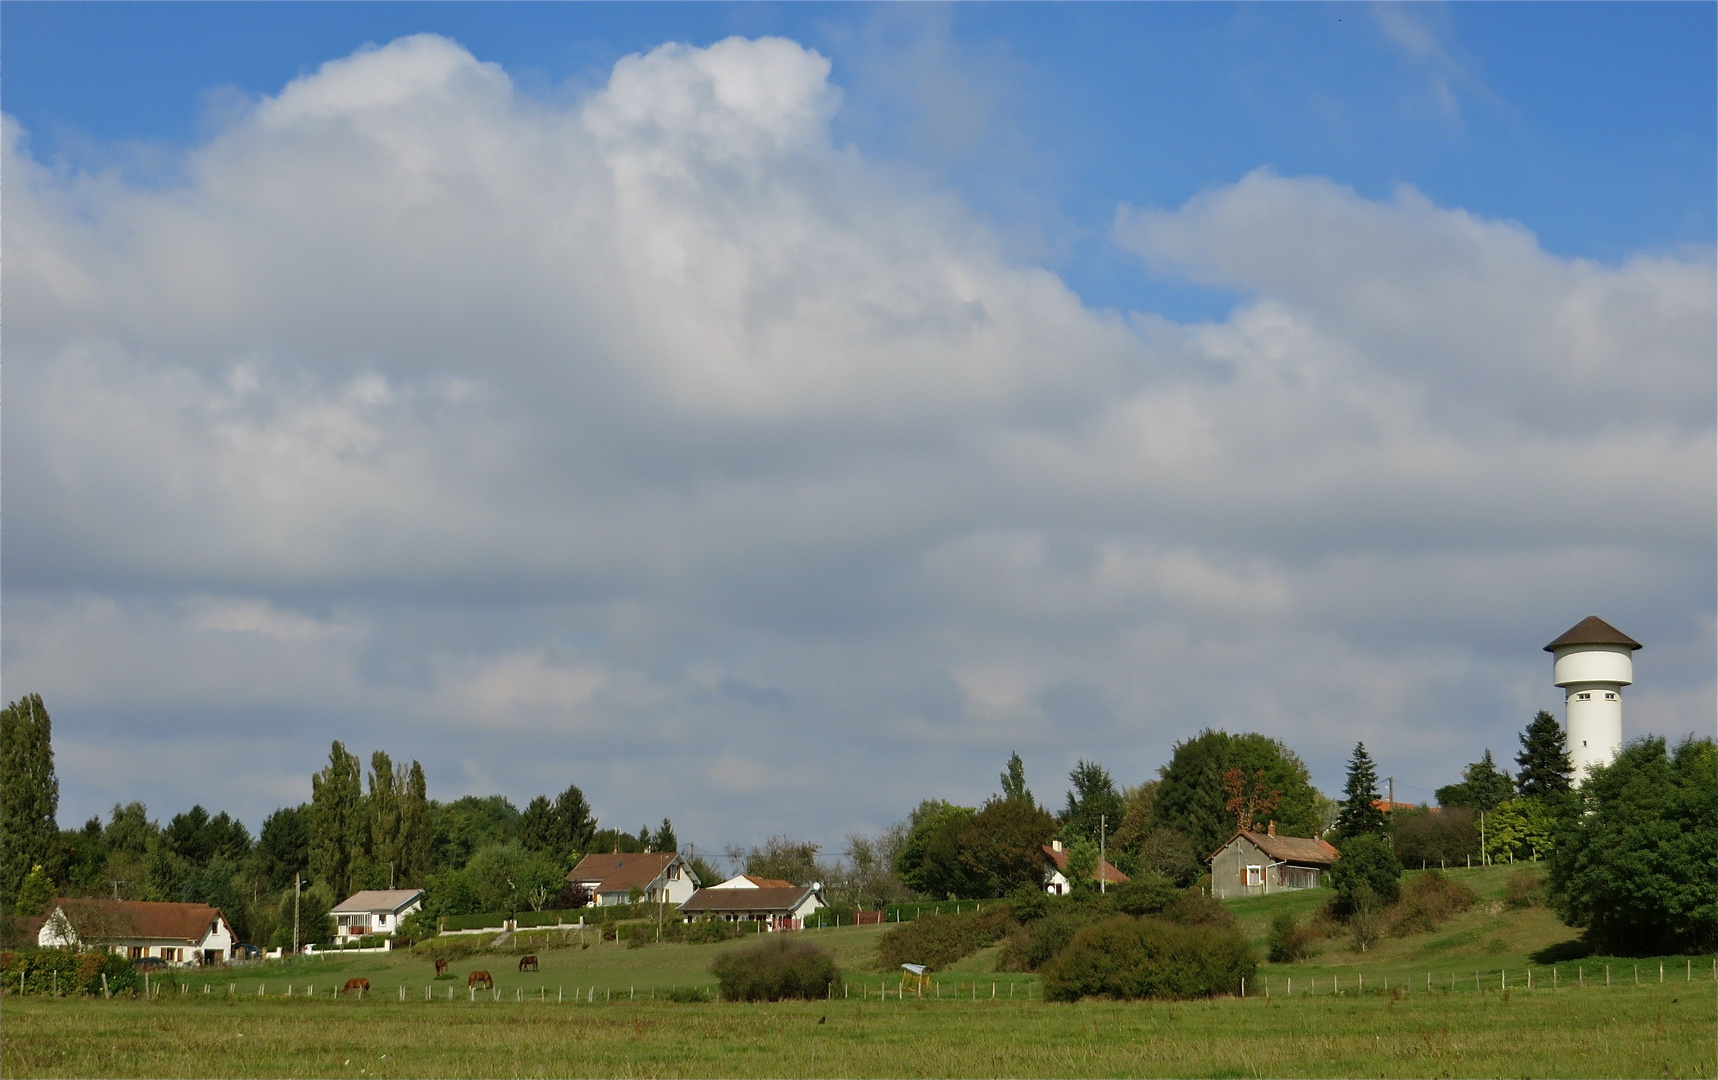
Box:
[3,3,1713,852]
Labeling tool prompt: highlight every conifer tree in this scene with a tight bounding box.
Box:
[551,783,597,857]
[1437,750,1514,812]
[1515,711,1574,801]
[1335,742,1386,839]
[1,694,58,905]
[652,818,678,854]
[519,795,557,852]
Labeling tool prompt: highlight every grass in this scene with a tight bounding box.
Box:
[6,870,1714,1078]
[4,978,1710,1077]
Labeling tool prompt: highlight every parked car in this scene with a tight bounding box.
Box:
[135,957,167,970]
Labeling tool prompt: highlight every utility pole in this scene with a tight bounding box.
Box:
[389,862,395,890]
[1479,811,1486,866]
[293,872,302,956]
[1387,776,1394,810]
[1099,815,1107,894]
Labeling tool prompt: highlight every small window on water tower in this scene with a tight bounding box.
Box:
[1605,692,1616,700]
[1577,693,1591,700]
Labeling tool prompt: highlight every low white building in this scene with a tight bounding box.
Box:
[566,852,701,907]
[330,889,424,942]
[678,882,825,930]
[38,898,236,967]
[1041,840,1129,896]
[706,874,796,890]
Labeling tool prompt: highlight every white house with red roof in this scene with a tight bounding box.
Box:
[1041,840,1130,896]
[330,889,424,942]
[38,898,236,967]
[566,851,701,906]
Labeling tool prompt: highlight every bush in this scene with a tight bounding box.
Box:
[1327,833,1402,917]
[877,911,1013,971]
[1504,870,1545,909]
[0,949,136,996]
[1109,876,1182,917]
[1266,911,1317,962]
[1389,869,1478,936]
[996,905,1106,972]
[1041,916,1254,1001]
[711,937,840,1002]
[1390,806,1478,866]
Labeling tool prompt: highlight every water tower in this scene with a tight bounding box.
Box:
[1544,615,1641,783]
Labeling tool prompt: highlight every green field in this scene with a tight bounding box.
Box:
[4,866,1714,1078]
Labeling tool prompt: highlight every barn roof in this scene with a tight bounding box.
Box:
[679,886,817,914]
[52,898,228,943]
[1543,616,1641,653]
[1208,830,1339,867]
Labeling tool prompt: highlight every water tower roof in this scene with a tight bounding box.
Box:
[1544,615,1641,653]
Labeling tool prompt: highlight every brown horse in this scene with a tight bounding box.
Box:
[341,978,369,996]
[518,955,539,972]
[434,958,449,976]
[467,970,493,990]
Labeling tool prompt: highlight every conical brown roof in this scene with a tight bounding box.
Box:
[1544,615,1641,653]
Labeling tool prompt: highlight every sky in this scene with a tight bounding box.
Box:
[4,2,1713,859]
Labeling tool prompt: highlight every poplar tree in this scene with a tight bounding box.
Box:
[399,761,432,886]
[367,751,403,887]
[310,742,363,898]
[1515,711,1574,801]
[1,694,59,904]
[1335,742,1386,839]
[1000,752,1034,805]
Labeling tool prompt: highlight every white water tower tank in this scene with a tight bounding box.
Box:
[1544,616,1641,784]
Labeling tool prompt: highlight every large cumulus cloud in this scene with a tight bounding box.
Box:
[4,34,1711,845]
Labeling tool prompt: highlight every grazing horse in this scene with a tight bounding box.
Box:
[467,970,493,990]
[434,958,449,976]
[518,955,539,972]
[341,978,370,996]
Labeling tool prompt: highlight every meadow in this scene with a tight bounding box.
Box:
[4,865,1713,1079]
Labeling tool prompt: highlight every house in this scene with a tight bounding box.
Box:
[678,882,825,930]
[1041,840,1130,895]
[38,898,236,967]
[1207,822,1339,899]
[566,851,701,907]
[706,874,796,889]
[330,889,424,942]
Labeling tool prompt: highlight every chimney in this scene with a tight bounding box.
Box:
[1267,821,1276,837]
[1051,839,1062,853]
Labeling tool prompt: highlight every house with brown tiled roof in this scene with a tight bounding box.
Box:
[707,874,796,889]
[567,851,701,907]
[1207,822,1340,899]
[678,883,825,930]
[1042,840,1130,896]
[38,898,236,967]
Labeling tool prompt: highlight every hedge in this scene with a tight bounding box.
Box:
[1,949,138,996]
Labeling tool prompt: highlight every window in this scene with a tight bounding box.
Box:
[1245,865,1263,887]
[667,864,680,880]
[1605,692,1617,700]
[1577,693,1591,700]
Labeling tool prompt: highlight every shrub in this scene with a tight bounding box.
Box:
[1327,833,1402,917]
[877,911,1013,971]
[996,905,1106,972]
[0,949,136,996]
[1505,870,1545,909]
[1109,875,1182,917]
[711,937,840,1002]
[1041,916,1255,1001]
[1266,911,1317,962]
[1389,869,1478,936]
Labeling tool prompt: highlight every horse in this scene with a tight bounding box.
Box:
[518,955,539,972]
[467,970,493,990]
[434,958,449,976]
[341,978,369,996]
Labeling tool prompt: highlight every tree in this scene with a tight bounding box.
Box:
[1482,798,1555,863]
[254,805,311,891]
[366,751,404,886]
[431,795,519,871]
[310,741,364,898]
[1335,743,1386,839]
[1,694,59,904]
[1063,838,1100,895]
[1515,711,1574,802]
[956,797,1058,897]
[893,801,975,898]
[16,864,55,916]
[551,784,598,859]
[1326,832,1401,917]
[519,796,557,853]
[651,818,678,854]
[399,761,432,885]
[1061,760,1125,846]
[1154,731,1322,859]
[1000,753,1033,805]
[1436,750,1513,813]
[1222,768,1282,834]
[1389,806,1478,866]
[1548,735,1716,955]
[742,835,822,886]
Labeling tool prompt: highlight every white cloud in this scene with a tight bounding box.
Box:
[4,34,1710,842]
